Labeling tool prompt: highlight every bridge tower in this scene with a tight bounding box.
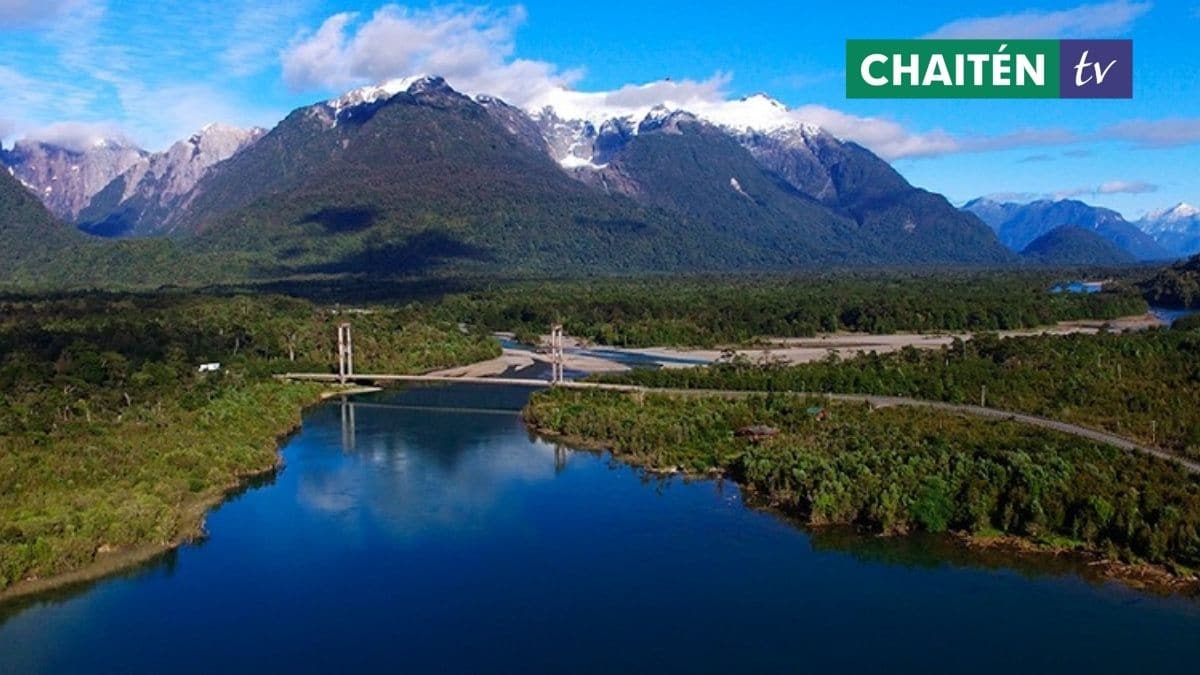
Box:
[337,322,354,384]
[550,323,565,384]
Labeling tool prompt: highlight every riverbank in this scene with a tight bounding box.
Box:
[524,388,1200,593]
[623,312,1167,368]
[0,381,327,603]
[532,422,1198,594]
[510,313,1165,372]
[0,293,504,604]
[427,343,629,378]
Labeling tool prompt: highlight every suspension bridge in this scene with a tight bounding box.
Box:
[277,323,1200,474]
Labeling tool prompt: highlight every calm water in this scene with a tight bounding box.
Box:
[1049,280,1197,325]
[1050,281,1104,294]
[3,383,1200,674]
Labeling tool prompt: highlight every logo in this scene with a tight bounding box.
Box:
[846,39,1132,99]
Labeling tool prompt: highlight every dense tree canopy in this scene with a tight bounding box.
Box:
[0,293,497,591]
[527,390,1200,576]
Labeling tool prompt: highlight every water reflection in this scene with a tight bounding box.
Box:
[3,384,1200,674]
[298,389,561,538]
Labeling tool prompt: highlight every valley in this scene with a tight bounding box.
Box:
[0,269,1193,599]
[2,10,1200,670]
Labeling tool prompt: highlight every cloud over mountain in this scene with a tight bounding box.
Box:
[282,4,580,106]
[924,0,1151,39]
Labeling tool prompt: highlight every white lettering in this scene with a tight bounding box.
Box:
[1016,53,1044,86]
[893,53,920,86]
[966,54,988,86]
[861,54,889,86]
[992,44,1011,86]
[923,53,952,86]
[1073,50,1117,86]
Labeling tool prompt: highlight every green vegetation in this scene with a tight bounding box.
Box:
[526,390,1200,575]
[1020,225,1134,266]
[598,330,1200,458]
[445,272,1147,347]
[1174,313,1200,331]
[1142,254,1200,309]
[0,293,497,592]
[0,267,1178,592]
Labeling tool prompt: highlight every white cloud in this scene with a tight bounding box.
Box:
[980,191,1044,203]
[3,0,1189,168]
[281,4,580,105]
[792,105,963,158]
[24,120,131,152]
[279,4,1106,161]
[1053,179,1158,198]
[986,180,1158,202]
[0,0,93,28]
[1098,179,1158,194]
[221,3,315,77]
[1101,118,1200,148]
[925,1,1151,38]
[111,82,279,149]
[787,107,1082,159]
[1,1,299,150]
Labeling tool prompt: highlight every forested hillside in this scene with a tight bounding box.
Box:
[1141,254,1200,308]
[0,293,498,592]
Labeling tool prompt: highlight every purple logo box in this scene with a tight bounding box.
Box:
[1059,40,1133,99]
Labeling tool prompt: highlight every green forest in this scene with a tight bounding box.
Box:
[0,267,1187,593]
[442,271,1148,347]
[526,390,1200,577]
[599,329,1200,458]
[0,293,497,592]
[1142,254,1200,309]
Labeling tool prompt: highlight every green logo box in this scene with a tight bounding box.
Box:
[847,40,1061,98]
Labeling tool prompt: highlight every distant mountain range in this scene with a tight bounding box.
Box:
[0,139,146,220]
[0,76,1017,283]
[1137,203,1200,259]
[77,124,264,237]
[1019,225,1134,266]
[963,197,1173,262]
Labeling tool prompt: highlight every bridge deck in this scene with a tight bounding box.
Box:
[280,372,1200,475]
[280,372,644,392]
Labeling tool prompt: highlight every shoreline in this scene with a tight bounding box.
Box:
[512,312,1167,372]
[627,312,1168,367]
[0,390,329,606]
[526,422,1200,596]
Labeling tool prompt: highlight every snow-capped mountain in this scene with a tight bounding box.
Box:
[78,123,264,236]
[0,138,148,220]
[2,75,1013,272]
[152,74,1010,270]
[309,75,431,128]
[963,197,1171,261]
[1138,203,1200,257]
[738,124,855,205]
[527,91,813,171]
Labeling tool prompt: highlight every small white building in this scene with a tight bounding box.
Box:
[198,363,222,373]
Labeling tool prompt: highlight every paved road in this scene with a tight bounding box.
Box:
[286,373,1200,475]
[563,382,1200,475]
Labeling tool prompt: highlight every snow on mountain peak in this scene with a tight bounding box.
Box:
[326,75,429,114]
[1143,202,1200,227]
[524,84,826,169]
[1165,202,1200,220]
[1140,202,1200,256]
[524,84,810,135]
[314,75,831,173]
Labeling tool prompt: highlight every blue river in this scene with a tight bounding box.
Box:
[2,382,1199,673]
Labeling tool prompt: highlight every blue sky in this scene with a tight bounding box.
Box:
[2,0,1198,218]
